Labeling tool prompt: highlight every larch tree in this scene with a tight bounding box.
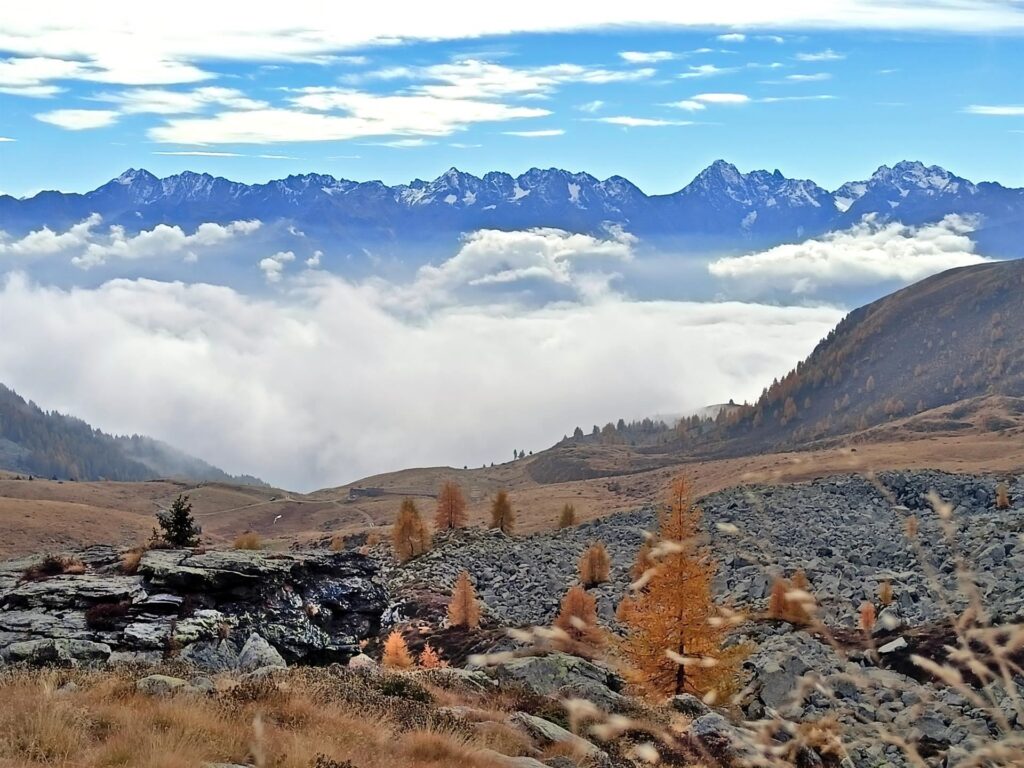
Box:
[619,476,745,700]
[382,630,414,669]
[447,570,481,629]
[418,644,447,669]
[558,503,576,529]
[554,584,603,649]
[579,542,611,587]
[435,480,468,530]
[490,490,515,535]
[391,498,431,563]
[996,482,1011,510]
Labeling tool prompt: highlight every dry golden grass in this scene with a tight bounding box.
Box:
[233,531,263,550]
[0,668,510,768]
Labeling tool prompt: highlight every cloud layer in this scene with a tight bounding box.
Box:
[0,270,842,490]
[708,214,989,295]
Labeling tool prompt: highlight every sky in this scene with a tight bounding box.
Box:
[0,2,1020,490]
[1,1,1023,197]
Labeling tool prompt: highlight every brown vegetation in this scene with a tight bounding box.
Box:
[392,498,431,563]
[382,630,414,669]
[434,480,467,531]
[578,541,611,587]
[618,476,745,700]
[996,481,1011,510]
[489,490,514,535]
[558,503,576,529]
[553,584,603,648]
[418,644,447,669]
[447,570,481,629]
[233,531,262,550]
[21,554,86,582]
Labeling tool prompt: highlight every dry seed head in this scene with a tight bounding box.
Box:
[715,522,740,534]
[629,742,661,763]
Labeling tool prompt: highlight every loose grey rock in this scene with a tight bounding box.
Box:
[136,674,187,696]
[238,632,286,671]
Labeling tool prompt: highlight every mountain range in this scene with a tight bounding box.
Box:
[3,160,1022,258]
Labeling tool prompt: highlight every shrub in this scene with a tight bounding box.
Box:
[84,600,132,630]
[156,494,201,548]
[554,585,603,648]
[489,490,515,535]
[21,554,85,582]
[996,482,1011,510]
[878,580,894,606]
[418,644,448,669]
[579,542,611,587]
[558,503,576,529]
[447,570,481,629]
[233,531,262,550]
[391,498,431,563]
[858,601,876,632]
[382,630,414,669]
[119,549,143,575]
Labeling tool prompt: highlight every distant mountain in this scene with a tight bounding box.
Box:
[0,383,265,485]
[2,160,1021,257]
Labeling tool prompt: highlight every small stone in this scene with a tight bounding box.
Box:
[136,674,187,696]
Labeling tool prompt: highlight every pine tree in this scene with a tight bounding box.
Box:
[434,480,467,530]
[554,585,603,648]
[579,542,611,587]
[558,503,576,529]
[382,630,414,669]
[490,490,514,535]
[418,644,447,669]
[157,494,201,547]
[447,570,481,629]
[619,476,745,700]
[391,498,431,563]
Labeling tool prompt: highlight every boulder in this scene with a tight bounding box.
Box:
[1,638,110,666]
[178,639,240,672]
[668,693,711,719]
[509,711,606,761]
[490,653,623,709]
[238,632,286,671]
[136,674,188,696]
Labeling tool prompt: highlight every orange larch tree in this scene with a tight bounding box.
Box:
[579,542,611,587]
[554,584,604,649]
[558,503,577,529]
[447,570,482,629]
[490,490,515,535]
[391,498,431,563]
[618,476,745,700]
[435,480,468,531]
[382,630,414,669]
[418,644,447,669]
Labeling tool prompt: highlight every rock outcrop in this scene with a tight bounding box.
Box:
[0,547,386,669]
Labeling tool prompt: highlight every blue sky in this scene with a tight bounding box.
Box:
[2,3,1024,197]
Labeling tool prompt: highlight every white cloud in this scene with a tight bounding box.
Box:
[708,215,989,295]
[96,86,268,114]
[619,51,677,63]
[0,137,15,142]
[35,109,120,130]
[665,100,706,111]
[0,84,63,98]
[153,151,244,157]
[576,100,605,113]
[692,92,750,104]
[149,92,550,144]
[306,250,322,268]
[592,116,693,127]
[502,128,564,137]
[0,215,262,267]
[760,94,836,103]
[0,4,1020,92]
[400,227,636,310]
[965,105,1024,116]
[717,33,747,42]
[370,138,434,148]
[786,72,831,81]
[259,250,296,283]
[679,64,738,79]
[796,49,845,61]
[0,267,842,490]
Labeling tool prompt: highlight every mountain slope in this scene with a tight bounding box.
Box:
[2,161,1021,257]
[707,258,1024,453]
[0,383,264,484]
